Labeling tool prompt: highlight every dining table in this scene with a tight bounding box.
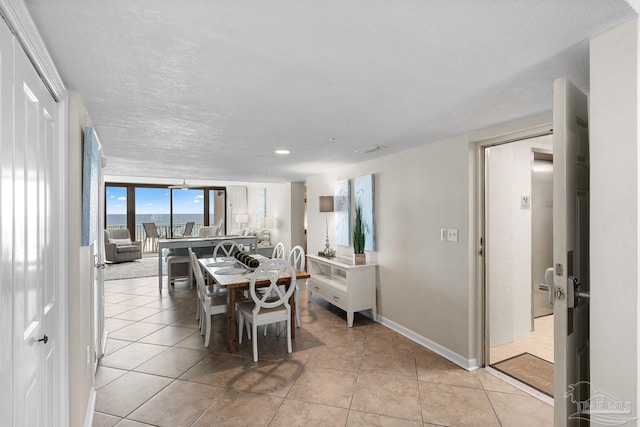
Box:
[157,235,258,292]
[198,256,311,353]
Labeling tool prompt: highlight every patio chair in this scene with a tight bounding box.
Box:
[142,222,161,252]
[175,221,195,238]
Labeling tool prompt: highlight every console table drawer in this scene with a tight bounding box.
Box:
[308,278,347,308]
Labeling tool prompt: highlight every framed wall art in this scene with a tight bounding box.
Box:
[334,179,350,246]
[354,174,375,251]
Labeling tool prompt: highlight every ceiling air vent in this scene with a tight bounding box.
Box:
[355,145,386,154]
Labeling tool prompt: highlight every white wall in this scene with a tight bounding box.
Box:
[590,18,640,415]
[67,91,95,427]
[487,135,552,346]
[290,182,306,251]
[306,113,551,366]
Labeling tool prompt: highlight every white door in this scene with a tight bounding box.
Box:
[553,77,590,426]
[0,18,15,427]
[91,128,106,365]
[12,34,61,426]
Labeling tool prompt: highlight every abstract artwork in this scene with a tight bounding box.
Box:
[82,127,99,246]
[334,179,350,246]
[354,174,375,251]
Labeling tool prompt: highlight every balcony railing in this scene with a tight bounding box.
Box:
[106,223,206,253]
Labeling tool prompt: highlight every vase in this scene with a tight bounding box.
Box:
[353,253,366,265]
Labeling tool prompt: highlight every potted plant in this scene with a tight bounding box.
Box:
[353,203,366,265]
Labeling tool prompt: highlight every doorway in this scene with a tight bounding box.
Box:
[483,134,555,399]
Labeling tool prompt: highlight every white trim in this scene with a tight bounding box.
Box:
[484,366,554,406]
[0,0,66,100]
[57,95,70,427]
[83,387,96,427]
[377,315,480,371]
[472,122,553,367]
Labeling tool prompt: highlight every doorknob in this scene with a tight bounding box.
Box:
[544,267,555,305]
[568,276,590,309]
[94,254,106,269]
[37,335,48,344]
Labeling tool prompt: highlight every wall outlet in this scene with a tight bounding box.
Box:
[447,228,458,242]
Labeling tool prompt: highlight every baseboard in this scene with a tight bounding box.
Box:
[83,387,96,427]
[377,315,479,371]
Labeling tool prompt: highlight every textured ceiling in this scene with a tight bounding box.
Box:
[25,0,636,183]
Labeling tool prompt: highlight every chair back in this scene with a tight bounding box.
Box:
[198,226,215,237]
[271,242,285,259]
[143,222,159,239]
[182,222,195,237]
[105,228,133,242]
[248,259,296,311]
[288,245,305,271]
[215,219,225,236]
[189,249,207,300]
[212,240,241,260]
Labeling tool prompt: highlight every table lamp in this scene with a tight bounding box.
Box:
[319,196,335,257]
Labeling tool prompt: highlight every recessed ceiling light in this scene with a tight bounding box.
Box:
[275,149,290,155]
[328,137,337,143]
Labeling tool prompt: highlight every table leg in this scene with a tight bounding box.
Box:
[227,289,237,353]
[158,250,163,293]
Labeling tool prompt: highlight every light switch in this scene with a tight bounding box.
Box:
[440,228,446,241]
[447,228,458,242]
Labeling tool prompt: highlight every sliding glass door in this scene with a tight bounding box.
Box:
[105,186,128,230]
[104,183,226,248]
[172,189,204,237]
[135,187,171,241]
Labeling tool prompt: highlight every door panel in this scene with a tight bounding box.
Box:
[13,32,59,427]
[553,78,589,426]
[0,19,14,426]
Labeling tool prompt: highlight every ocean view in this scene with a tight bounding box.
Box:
[107,214,206,226]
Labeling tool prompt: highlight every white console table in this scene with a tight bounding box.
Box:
[307,254,377,326]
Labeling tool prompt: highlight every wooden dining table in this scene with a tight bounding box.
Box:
[157,235,258,292]
[198,256,310,353]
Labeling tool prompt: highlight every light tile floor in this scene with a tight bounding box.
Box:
[94,276,553,426]
[490,315,554,364]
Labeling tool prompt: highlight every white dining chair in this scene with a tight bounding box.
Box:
[190,251,227,347]
[212,240,241,260]
[288,245,305,328]
[271,242,285,259]
[238,259,297,362]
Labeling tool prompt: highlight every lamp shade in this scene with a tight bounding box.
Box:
[319,196,334,213]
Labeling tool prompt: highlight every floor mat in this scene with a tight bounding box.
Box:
[492,352,554,396]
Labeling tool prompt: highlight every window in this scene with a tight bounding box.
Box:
[105,186,127,230]
[104,183,227,246]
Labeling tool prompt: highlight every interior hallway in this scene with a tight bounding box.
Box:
[94,276,553,426]
[490,315,554,365]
